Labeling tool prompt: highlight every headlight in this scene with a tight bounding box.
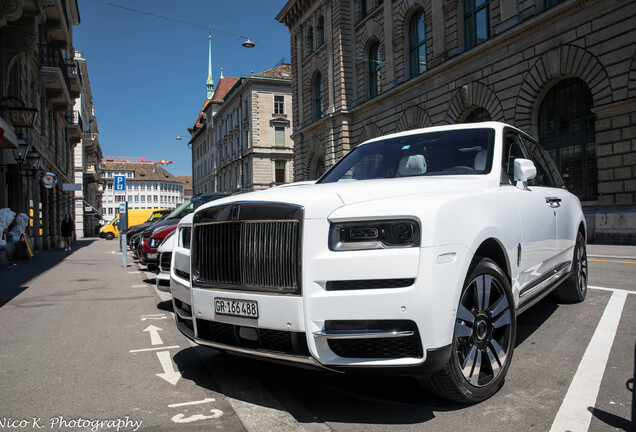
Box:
[329,219,420,251]
[149,238,161,248]
[180,226,191,249]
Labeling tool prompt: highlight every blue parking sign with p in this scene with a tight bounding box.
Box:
[114,175,126,191]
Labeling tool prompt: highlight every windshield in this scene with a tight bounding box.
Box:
[165,195,218,219]
[319,128,495,183]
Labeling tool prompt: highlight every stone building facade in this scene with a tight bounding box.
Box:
[277,0,636,243]
[210,64,294,193]
[72,50,103,238]
[1,0,83,249]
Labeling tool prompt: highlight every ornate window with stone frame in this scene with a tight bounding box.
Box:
[464,0,491,49]
[368,41,382,99]
[409,8,427,78]
[312,72,324,121]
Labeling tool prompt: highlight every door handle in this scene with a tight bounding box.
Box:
[545,197,561,208]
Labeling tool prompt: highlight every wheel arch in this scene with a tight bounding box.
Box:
[473,238,512,282]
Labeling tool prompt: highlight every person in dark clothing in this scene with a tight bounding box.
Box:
[61,213,74,251]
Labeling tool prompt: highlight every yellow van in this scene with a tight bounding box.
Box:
[99,208,168,240]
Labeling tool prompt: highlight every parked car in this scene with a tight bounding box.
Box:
[140,224,176,273]
[126,209,172,249]
[171,122,587,403]
[136,194,228,264]
[99,208,168,240]
[155,229,176,291]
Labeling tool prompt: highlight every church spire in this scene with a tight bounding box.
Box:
[207,33,214,99]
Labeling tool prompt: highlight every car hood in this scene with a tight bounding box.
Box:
[197,176,494,219]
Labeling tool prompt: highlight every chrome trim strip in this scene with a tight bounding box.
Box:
[313,330,415,340]
[193,337,328,369]
[520,261,570,299]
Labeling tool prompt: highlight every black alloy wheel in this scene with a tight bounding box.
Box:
[424,257,516,403]
[554,232,587,303]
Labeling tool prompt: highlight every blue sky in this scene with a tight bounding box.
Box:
[74,0,290,177]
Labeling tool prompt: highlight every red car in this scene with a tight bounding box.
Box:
[140,224,177,273]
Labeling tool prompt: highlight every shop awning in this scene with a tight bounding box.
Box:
[0,115,18,149]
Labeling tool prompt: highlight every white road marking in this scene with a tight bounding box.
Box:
[172,410,223,423]
[129,345,180,353]
[141,314,167,321]
[168,398,216,408]
[589,285,635,295]
[131,284,146,288]
[549,289,628,432]
[143,325,164,345]
[156,351,181,385]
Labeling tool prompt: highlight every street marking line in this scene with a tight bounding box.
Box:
[549,290,628,432]
[131,284,147,288]
[588,258,636,264]
[143,325,164,345]
[129,345,180,353]
[589,286,635,295]
[168,398,216,408]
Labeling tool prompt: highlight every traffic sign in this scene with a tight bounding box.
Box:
[114,175,126,191]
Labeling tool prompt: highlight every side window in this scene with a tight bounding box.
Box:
[522,137,565,189]
[501,134,526,185]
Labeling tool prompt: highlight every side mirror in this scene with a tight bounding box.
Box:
[514,158,537,190]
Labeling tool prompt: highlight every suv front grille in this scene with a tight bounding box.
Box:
[192,203,302,294]
[159,252,172,271]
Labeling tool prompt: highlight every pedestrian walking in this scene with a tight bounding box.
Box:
[61,213,74,251]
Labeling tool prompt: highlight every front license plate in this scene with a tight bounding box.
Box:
[215,298,259,319]
[147,253,158,259]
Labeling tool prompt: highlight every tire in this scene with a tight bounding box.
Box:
[104,232,115,241]
[553,232,587,303]
[423,257,516,403]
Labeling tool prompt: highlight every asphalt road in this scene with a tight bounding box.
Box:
[0,239,633,432]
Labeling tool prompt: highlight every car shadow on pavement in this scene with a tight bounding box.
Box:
[515,296,559,347]
[0,239,98,308]
[172,345,465,427]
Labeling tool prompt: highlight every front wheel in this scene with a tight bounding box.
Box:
[104,232,114,241]
[423,257,516,403]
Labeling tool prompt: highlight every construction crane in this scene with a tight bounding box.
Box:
[102,156,173,165]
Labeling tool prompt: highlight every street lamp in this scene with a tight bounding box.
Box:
[242,38,255,48]
[26,146,41,176]
[12,133,30,168]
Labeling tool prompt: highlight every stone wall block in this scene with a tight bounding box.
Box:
[598,155,622,169]
[615,193,634,206]
[598,180,624,194]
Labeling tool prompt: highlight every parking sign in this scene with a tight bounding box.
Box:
[114,175,126,192]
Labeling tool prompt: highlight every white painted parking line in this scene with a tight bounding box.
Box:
[589,286,635,295]
[549,289,628,432]
[168,398,216,408]
[129,345,180,353]
[131,284,146,288]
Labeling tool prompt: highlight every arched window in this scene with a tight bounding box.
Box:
[318,16,325,45]
[538,78,597,200]
[307,26,314,54]
[466,107,491,123]
[409,8,427,78]
[310,154,326,180]
[313,73,323,121]
[368,41,381,98]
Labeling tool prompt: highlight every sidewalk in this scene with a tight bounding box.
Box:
[587,244,636,260]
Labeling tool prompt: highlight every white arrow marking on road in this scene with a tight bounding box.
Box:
[156,351,181,385]
[143,325,164,345]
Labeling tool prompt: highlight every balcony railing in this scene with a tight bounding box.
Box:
[37,44,72,94]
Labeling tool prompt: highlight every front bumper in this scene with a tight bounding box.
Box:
[176,240,471,373]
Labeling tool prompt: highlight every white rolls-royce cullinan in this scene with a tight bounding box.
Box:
[170,122,587,403]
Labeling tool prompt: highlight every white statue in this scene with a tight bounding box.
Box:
[8,213,29,242]
[0,208,16,247]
